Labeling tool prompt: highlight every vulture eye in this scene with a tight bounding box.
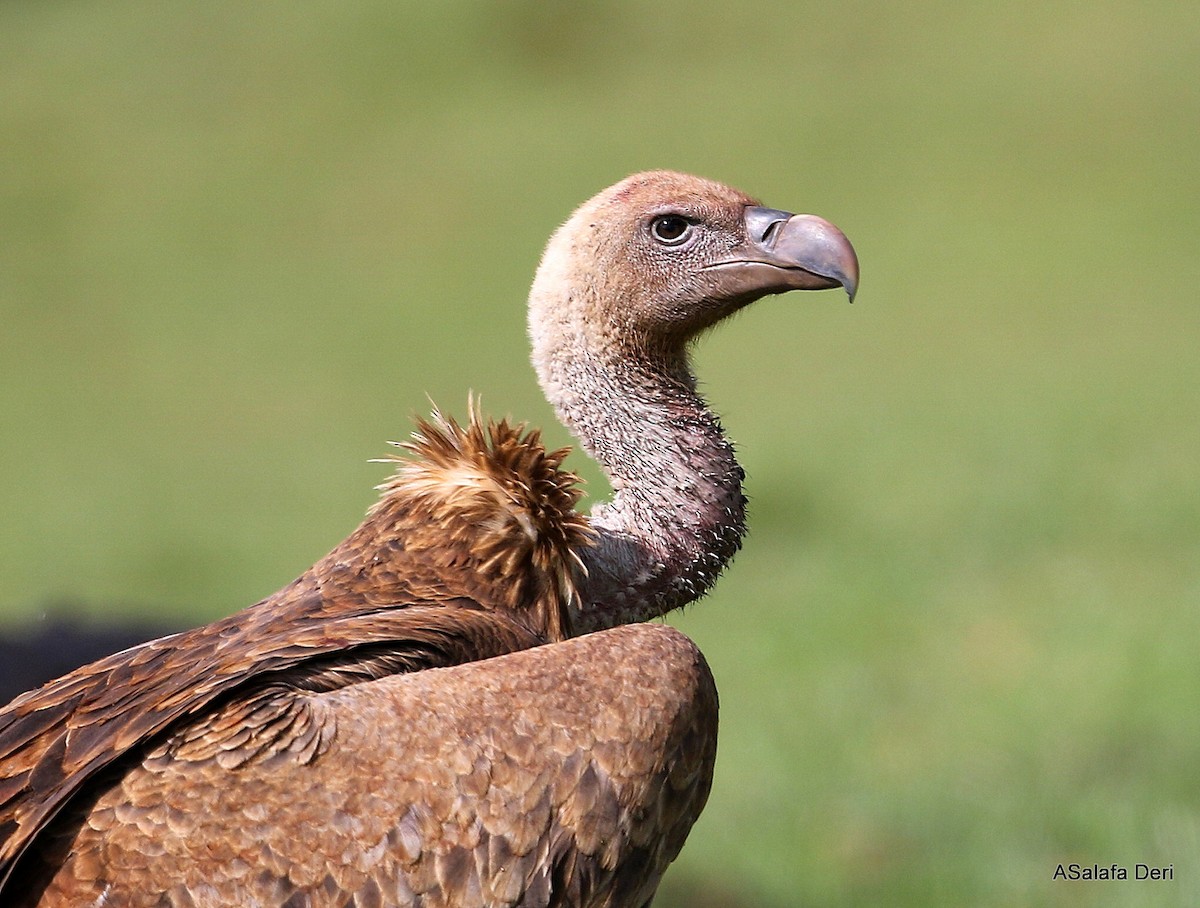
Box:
[649,215,693,246]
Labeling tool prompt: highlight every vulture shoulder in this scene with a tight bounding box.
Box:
[11,623,717,908]
[0,411,591,898]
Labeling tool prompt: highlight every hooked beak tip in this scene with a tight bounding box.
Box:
[743,207,859,302]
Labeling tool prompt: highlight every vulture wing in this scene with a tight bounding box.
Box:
[12,623,716,908]
[0,601,545,896]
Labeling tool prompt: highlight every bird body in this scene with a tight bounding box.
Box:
[0,171,857,906]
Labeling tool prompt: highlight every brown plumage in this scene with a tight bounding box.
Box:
[0,171,858,906]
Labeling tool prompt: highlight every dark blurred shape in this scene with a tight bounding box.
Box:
[0,613,177,706]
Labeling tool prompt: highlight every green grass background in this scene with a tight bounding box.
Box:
[2,1,1198,905]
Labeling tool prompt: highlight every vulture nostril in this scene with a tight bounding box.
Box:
[761,218,784,246]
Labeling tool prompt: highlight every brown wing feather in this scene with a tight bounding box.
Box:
[0,411,593,898]
[14,623,716,908]
[0,605,544,893]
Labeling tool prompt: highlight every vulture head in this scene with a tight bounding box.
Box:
[529,169,858,372]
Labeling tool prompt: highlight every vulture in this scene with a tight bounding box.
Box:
[0,171,857,907]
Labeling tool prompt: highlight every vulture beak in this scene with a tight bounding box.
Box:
[706,206,859,303]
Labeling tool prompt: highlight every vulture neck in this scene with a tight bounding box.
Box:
[537,346,747,633]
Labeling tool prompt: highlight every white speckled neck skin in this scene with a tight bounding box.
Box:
[526,171,754,631]
[536,349,747,633]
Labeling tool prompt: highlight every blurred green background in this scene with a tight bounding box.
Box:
[2,1,1198,905]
